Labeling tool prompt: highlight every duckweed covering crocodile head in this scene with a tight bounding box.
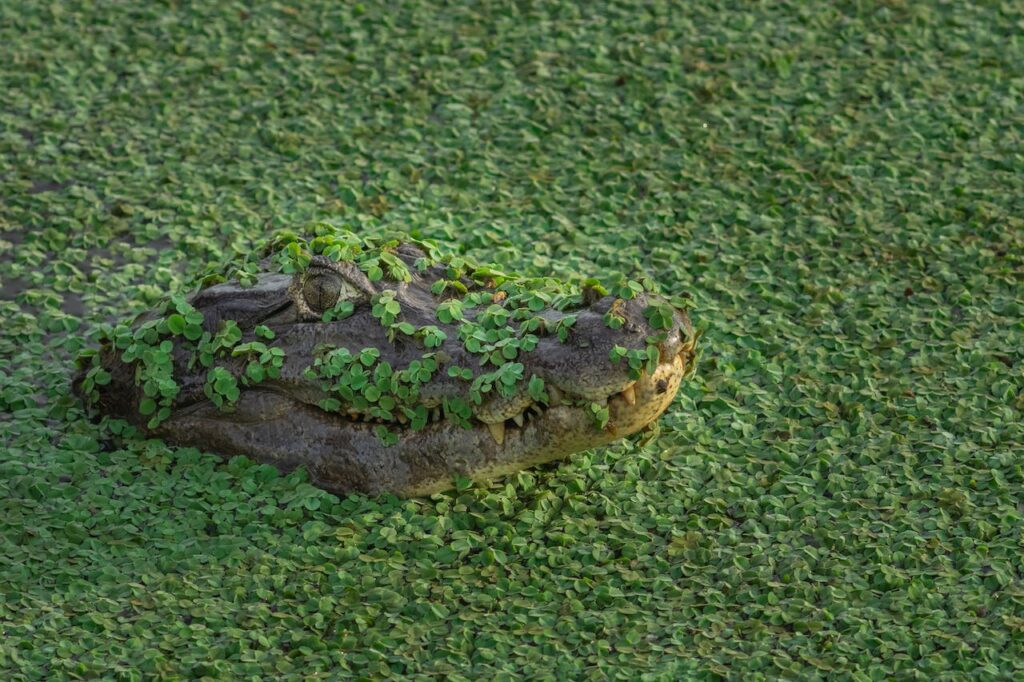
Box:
[74,224,698,497]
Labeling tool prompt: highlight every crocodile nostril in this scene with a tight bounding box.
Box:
[655,379,669,394]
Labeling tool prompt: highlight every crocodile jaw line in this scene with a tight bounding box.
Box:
[401,351,690,496]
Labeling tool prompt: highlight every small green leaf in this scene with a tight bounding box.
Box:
[246,363,265,383]
[603,311,625,330]
[139,398,157,415]
[527,375,548,403]
[166,314,186,335]
[375,425,398,446]
[644,302,676,330]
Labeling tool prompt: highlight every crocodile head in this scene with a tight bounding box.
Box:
[75,226,698,497]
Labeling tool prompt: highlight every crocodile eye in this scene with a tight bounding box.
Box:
[302,269,343,313]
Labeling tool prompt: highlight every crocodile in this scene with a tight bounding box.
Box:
[74,225,698,497]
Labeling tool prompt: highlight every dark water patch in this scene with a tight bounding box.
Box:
[1,276,30,300]
[1,229,36,273]
[61,292,86,316]
[146,235,175,251]
[1,229,27,247]
[27,180,73,195]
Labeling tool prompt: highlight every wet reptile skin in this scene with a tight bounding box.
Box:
[75,230,698,497]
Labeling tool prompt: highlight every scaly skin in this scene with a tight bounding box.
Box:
[74,226,698,497]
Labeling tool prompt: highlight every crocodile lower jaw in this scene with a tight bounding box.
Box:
[401,351,690,496]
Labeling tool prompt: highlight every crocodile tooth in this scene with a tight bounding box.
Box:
[547,385,563,405]
[530,404,543,415]
[512,413,524,427]
[620,384,637,406]
[396,412,408,425]
[487,421,505,445]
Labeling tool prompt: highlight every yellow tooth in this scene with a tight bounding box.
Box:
[513,413,524,427]
[620,384,637,406]
[547,385,563,405]
[487,421,505,445]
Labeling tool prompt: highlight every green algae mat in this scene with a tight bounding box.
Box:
[2,1,1023,679]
